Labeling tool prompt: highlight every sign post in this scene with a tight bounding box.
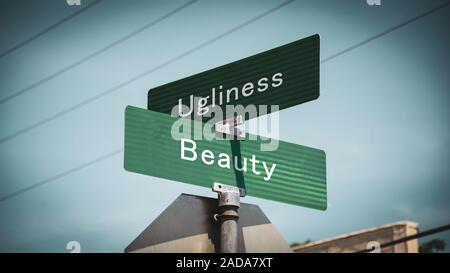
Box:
[212,115,245,253]
[124,34,326,253]
[213,183,244,253]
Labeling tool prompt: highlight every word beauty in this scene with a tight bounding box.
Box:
[124,106,327,209]
[180,138,277,182]
[148,34,320,121]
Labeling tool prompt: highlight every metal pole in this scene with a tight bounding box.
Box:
[213,183,244,253]
[213,116,245,253]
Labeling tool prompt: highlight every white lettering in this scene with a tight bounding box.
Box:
[180,139,276,182]
[181,138,197,161]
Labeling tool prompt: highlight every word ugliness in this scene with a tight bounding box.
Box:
[180,138,277,181]
[177,72,283,117]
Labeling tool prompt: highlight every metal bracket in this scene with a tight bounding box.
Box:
[215,115,245,139]
[212,182,243,253]
[213,182,246,207]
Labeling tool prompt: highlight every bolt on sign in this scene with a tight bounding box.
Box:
[148,34,320,121]
[124,106,326,210]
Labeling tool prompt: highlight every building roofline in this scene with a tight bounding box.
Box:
[292,221,419,251]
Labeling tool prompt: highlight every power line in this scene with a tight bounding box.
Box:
[0,0,295,145]
[2,1,448,147]
[0,149,123,203]
[0,0,296,203]
[2,1,448,146]
[0,0,104,60]
[0,0,199,105]
[0,0,447,202]
[358,223,450,253]
[321,0,450,64]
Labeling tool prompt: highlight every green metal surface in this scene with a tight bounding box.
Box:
[124,106,326,210]
[148,34,320,120]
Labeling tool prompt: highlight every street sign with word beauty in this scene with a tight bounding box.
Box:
[124,106,326,210]
[147,34,320,120]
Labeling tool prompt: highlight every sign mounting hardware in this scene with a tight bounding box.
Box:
[215,115,245,140]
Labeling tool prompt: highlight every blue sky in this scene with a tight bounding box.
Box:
[0,0,449,252]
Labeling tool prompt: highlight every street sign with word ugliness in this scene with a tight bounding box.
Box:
[124,106,326,210]
[147,34,320,120]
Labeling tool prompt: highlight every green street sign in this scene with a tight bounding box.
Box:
[124,106,327,210]
[148,34,319,120]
